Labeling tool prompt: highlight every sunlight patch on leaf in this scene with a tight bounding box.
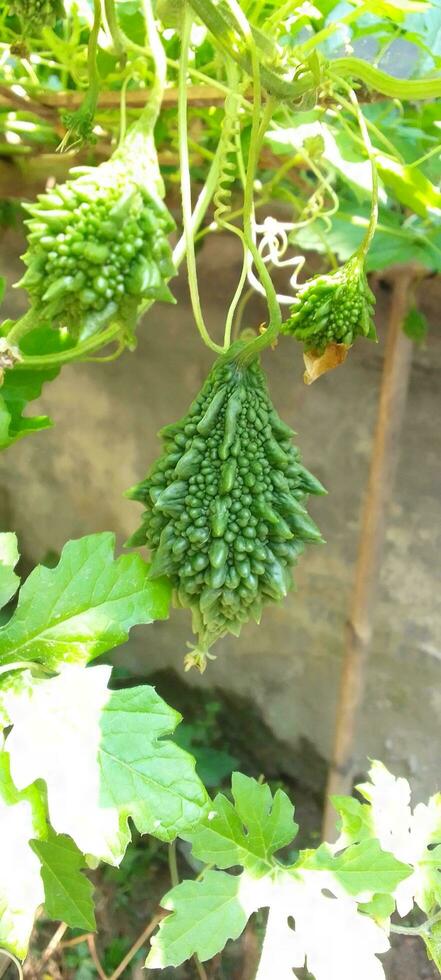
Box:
[0,532,20,612]
[266,121,382,197]
[337,761,441,916]
[0,750,45,959]
[5,664,208,865]
[148,775,398,977]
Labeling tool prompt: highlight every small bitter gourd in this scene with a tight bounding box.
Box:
[6,0,63,34]
[283,255,376,354]
[18,115,175,341]
[127,348,326,670]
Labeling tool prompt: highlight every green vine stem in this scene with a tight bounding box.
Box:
[58,0,101,150]
[218,59,248,350]
[103,0,125,62]
[390,909,441,937]
[343,81,379,261]
[214,0,282,364]
[118,0,167,167]
[168,840,179,888]
[13,323,122,370]
[331,56,441,100]
[188,0,315,101]
[178,9,223,354]
[5,308,39,346]
[0,948,23,980]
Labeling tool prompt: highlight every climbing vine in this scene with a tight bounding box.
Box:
[0,0,440,975]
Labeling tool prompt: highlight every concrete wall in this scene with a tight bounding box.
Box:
[1,227,440,800]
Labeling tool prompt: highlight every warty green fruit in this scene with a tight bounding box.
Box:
[18,130,176,340]
[126,348,326,668]
[283,255,376,354]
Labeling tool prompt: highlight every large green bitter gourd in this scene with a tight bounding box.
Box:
[127,350,326,670]
[17,109,175,341]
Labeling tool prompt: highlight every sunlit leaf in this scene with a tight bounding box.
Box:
[292,201,441,272]
[183,772,298,875]
[0,750,46,959]
[337,762,441,916]
[146,871,249,968]
[377,153,441,218]
[298,838,411,897]
[149,774,402,976]
[0,532,171,671]
[31,830,96,931]
[0,532,20,612]
[5,664,209,864]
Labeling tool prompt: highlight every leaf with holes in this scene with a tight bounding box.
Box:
[336,761,441,916]
[182,772,299,875]
[298,838,411,898]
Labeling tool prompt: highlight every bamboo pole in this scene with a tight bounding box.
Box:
[0,83,225,119]
[322,264,423,842]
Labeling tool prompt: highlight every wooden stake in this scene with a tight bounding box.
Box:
[322,265,422,842]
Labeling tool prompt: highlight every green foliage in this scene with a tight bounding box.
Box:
[0,531,171,672]
[183,771,299,875]
[31,831,96,931]
[6,0,64,35]
[293,202,441,274]
[147,870,249,968]
[0,532,20,610]
[299,838,413,897]
[0,321,76,450]
[424,921,441,973]
[335,761,441,918]
[403,305,429,343]
[283,254,376,353]
[0,529,207,959]
[0,751,46,958]
[0,333,60,449]
[147,772,411,974]
[127,350,325,666]
[0,1,440,975]
[6,664,209,863]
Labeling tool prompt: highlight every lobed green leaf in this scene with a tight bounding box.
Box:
[184,772,298,875]
[5,664,209,865]
[0,532,171,671]
[31,830,96,932]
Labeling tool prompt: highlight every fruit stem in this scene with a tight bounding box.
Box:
[5,308,39,346]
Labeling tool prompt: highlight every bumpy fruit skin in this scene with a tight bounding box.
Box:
[127,351,326,661]
[18,139,176,340]
[7,0,63,33]
[283,256,376,354]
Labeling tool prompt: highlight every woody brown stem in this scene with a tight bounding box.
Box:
[322,264,424,842]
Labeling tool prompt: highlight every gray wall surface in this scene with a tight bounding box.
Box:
[1,226,440,801]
